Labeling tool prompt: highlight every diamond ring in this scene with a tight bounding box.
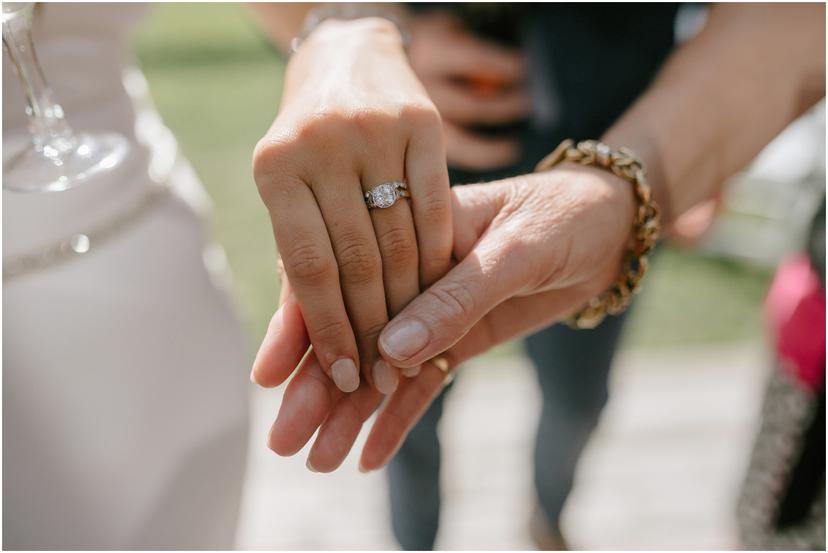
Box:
[364,180,410,210]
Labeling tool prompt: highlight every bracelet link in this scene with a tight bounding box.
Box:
[535,138,662,329]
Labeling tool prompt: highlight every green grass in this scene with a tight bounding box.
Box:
[131,4,773,355]
[133,4,286,342]
[623,248,771,349]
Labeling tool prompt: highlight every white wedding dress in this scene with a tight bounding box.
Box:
[3,4,249,549]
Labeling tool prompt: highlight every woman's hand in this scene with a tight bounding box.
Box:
[376,164,634,369]
[255,164,636,471]
[252,17,452,395]
[407,11,529,171]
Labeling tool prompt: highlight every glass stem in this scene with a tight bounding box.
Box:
[2,4,74,152]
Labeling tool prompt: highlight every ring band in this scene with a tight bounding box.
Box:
[365,180,410,209]
[431,356,454,385]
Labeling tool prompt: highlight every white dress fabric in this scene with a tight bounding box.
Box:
[3,4,250,549]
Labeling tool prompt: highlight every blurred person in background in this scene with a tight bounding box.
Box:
[252,3,716,549]
[2,4,251,548]
[737,198,825,549]
[252,2,825,550]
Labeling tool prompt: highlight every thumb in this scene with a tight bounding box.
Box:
[378,206,526,368]
[444,283,596,368]
[450,182,505,259]
[251,272,310,388]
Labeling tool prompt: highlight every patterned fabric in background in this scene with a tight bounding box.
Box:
[737,202,826,550]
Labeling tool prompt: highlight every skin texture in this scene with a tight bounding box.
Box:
[250,5,526,394]
[258,165,636,471]
[252,18,453,395]
[253,3,825,472]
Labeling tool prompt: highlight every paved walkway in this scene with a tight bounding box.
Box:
[235,344,771,550]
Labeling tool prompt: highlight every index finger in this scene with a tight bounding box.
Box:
[263,177,362,393]
[359,360,448,471]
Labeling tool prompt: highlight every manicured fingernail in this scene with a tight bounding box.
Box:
[401,364,421,377]
[306,458,318,473]
[372,359,398,395]
[380,319,429,361]
[249,370,260,385]
[331,358,359,393]
[358,461,372,473]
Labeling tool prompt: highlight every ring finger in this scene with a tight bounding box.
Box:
[362,160,422,379]
[310,168,396,394]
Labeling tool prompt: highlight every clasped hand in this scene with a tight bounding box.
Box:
[251,16,633,472]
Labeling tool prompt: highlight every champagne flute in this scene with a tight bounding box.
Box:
[2,2,128,193]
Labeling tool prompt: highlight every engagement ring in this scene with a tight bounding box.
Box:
[365,180,410,209]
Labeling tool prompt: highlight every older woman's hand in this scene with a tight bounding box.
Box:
[252,17,452,395]
[375,164,634,369]
[254,164,635,471]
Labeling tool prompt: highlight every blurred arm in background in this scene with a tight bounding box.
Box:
[404,9,529,171]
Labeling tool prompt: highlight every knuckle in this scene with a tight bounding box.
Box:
[355,320,388,346]
[347,109,405,152]
[310,317,351,349]
[295,112,342,143]
[284,240,336,284]
[419,187,450,224]
[252,137,294,187]
[347,109,390,137]
[419,253,451,284]
[426,279,476,323]
[337,236,381,284]
[401,102,442,129]
[377,226,418,268]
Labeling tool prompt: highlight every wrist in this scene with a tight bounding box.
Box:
[293,17,406,64]
[601,128,673,227]
[294,8,409,55]
[534,139,661,328]
[558,161,637,247]
[285,17,407,94]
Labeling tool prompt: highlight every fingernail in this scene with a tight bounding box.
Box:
[401,364,421,377]
[306,458,318,473]
[358,461,372,473]
[331,358,360,393]
[372,359,399,395]
[249,369,260,385]
[380,319,430,361]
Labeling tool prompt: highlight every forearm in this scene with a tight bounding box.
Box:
[603,3,825,226]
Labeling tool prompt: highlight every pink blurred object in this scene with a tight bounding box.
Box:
[764,254,826,391]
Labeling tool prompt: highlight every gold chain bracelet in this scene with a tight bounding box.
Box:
[535,139,662,329]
